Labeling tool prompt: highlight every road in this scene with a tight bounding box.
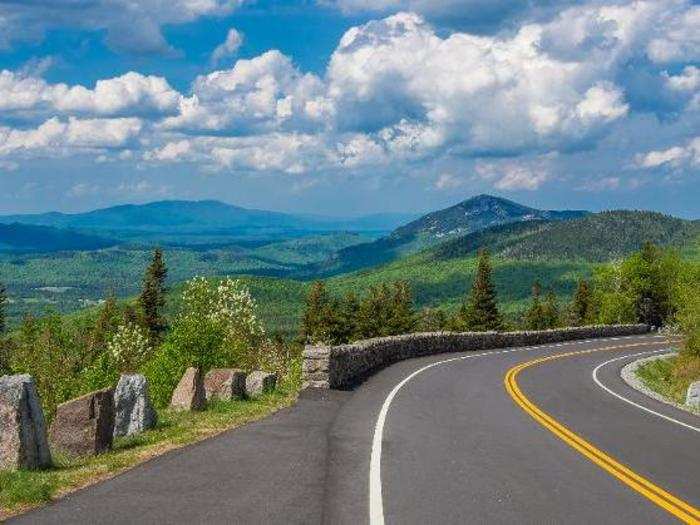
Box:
[13,334,700,524]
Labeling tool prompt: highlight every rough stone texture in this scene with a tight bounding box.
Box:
[0,374,52,470]
[113,374,157,438]
[245,371,277,397]
[50,388,114,457]
[170,367,206,411]
[687,381,700,407]
[204,369,247,401]
[303,324,651,390]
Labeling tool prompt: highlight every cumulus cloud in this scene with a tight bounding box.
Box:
[476,158,552,190]
[0,70,182,117]
[0,0,248,54]
[0,117,143,157]
[211,28,244,64]
[635,137,700,169]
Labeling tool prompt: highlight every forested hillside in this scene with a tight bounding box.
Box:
[314,194,586,275]
[0,223,118,252]
[434,211,700,262]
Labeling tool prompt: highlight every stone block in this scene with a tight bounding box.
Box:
[50,388,114,457]
[113,374,157,438]
[245,371,277,397]
[204,369,246,401]
[0,374,52,470]
[170,367,206,411]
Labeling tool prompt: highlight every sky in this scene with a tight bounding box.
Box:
[0,0,698,218]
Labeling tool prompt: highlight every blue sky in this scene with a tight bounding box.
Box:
[0,0,698,217]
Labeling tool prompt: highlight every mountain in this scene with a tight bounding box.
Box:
[312,194,588,275]
[432,210,700,263]
[0,223,118,252]
[0,200,415,244]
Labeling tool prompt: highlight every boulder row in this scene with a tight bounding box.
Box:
[687,381,700,407]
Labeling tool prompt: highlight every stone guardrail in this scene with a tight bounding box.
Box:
[302,324,650,389]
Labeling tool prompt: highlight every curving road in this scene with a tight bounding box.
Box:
[12,334,700,524]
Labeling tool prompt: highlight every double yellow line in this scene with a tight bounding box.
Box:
[504,341,700,524]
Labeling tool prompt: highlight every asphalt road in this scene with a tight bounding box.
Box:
[13,334,700,524]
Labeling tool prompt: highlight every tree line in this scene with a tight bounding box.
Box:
[300,242,695,345]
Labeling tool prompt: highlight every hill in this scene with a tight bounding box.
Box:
[313,194,587,275]
[0,223,117,252]
[0,200,416,244]
[433,211,700,262]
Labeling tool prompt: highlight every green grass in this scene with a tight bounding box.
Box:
[635,354,700,410]
[0,371,300,519]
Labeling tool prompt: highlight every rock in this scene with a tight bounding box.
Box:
[204,369,247,401]
[113,374,157,438]
[687,381,700,407]
[170,367,206,411]
[50,388,114,457]
[0,374,52,470]
[245,371,277,397]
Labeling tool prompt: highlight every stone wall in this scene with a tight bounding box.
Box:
[302,324,650,389]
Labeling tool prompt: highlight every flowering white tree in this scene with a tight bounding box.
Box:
[107,322,151,372]
[170,277,268,370]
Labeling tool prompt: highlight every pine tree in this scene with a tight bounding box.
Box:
[0,282,6,335]
[338,291,360,343]
[541,289,560,329]
[387,281,416,335]
[461,249,502,332]
[525,280,546,330]
[570,279,592,326]
[301,281,332,344]
[139,248,168,342]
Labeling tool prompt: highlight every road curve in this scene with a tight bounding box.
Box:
[323,333,700,524]
[11,334,699,524]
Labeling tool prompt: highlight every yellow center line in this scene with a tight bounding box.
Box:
[504,341,700,524]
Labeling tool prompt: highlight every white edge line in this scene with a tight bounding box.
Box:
[592,351,700,433]
[368,334,664,525]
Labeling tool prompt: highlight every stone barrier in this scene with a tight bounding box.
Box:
[686,380,700,408]
[50,388,114,457]
[245,371,277,397]
[0,374,52,470]
[303,324,650,390]
[204,369,247,401]
[170,367,206,411]
[113,374,158,438]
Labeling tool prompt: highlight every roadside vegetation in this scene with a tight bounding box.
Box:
[0,251,302,515]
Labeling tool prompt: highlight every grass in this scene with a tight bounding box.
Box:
[0,371,300,520]
[635,352,700,410]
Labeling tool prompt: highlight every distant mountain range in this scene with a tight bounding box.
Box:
[0,223,118,253]
[314,195,588,275]
[0,200,418,248]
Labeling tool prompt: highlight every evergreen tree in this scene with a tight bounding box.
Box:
[387,281,416,335]
[0,282,6,335]
[634,241,668,327]
[338,291,360,343]
[356,284,393,339]
[524,281,546,330]
[541,289,560,329]
[570,279,592,326]
[301,281,341,344]
[460,249,502,332]
[139,248,168,342]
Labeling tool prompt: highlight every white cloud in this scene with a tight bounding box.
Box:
[0,70,182,117]
[635,137,700,168]
[211,28,244,64]
[0,0,249,54]
[434,172,464,190]
[476,158,551,190]
[0,117,143,157]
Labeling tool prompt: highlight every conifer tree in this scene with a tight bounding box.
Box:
[525,280,546,330]
[541,289,560,329]
[570,279,592,326]
[139,248,168,342]
[338,291,360,343]
[301,281,332,343]
[0,282,7,335]
[387,281,416,335]
[461,249,502,332]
